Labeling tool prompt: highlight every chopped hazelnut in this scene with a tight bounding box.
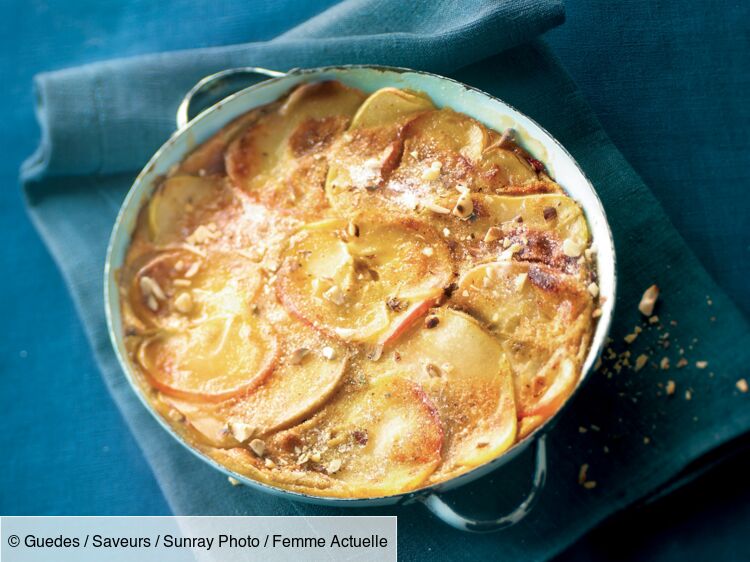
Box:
[452,192,474,219]
[638,284,659,316]
[737,379,748,393]
[228,421,256,443]
[562,238,583,258]
[634,354,648,371]
[174,291,193,314]
[249,438,266,457]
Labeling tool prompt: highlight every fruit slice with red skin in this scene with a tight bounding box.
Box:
[268,375,443,496]
[225,81,366,215]
[325,88,435,213]
[452,261,593,418]
[376,308,517,475]
[160,343,348,448]
[177,106,277,176]
[129,249,263,329]
[137,314,278,401]
[276,218,453,343]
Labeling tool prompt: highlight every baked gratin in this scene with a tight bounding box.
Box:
[119,81,599,498]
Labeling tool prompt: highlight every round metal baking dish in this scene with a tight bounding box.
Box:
[105,65,617,532]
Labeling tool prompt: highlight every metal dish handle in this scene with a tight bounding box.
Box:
[176,67,286,129]
[419,435,548,533]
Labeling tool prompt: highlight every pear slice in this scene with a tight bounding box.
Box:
[147,175,231,244]
[267,375,443,496]
[377,308,517,476]
[453,261,593,417]
[225,81,366,215]
[137,314,278,401]
[276,218,453,343]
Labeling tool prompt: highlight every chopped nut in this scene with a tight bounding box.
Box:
[297,452,310,465]
[676,358,688,368]
[347,222,360,238]
[660,357,670,370]
[139,275,166,300]
[514,273,528,290]
[592,308,603,318]
[638,284,659,316]
[228,476,241,486]
[562,238,583,258]
[366,345,383,362]
[228,421,256,443]
[174,291,193,314]
[634,354,649,371]
[452,192,474,219]
[695,360,708,369]
[386,297,407,312]
[666,380,676,395]
[587,282,600,297]
[249,438,266,457]
[483,227,503,243]
[424,315,440,329]
[422,246,434,257]
[289,348,310,365]
[649,315,660,325]
[737,379,748,393]
[543,206,557,221]
[643,436,651,445]
[442,227,451,237]
[685,390,692,400]
[146,294,159,312]
[425,362,441,378]
[322,346,336,360]
[173,278,191,287]
[421,161,443,181]
[327,458,343,474]
[264,458,276,469]
[624,332,638,344]
[583,481,597,490]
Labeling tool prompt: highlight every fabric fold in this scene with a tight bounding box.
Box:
[19,1,750,561]
[21,0,564,180]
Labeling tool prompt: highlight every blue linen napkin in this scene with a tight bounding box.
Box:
[20,1,750,560]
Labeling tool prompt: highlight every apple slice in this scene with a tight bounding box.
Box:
[225,81,366,215]
[325,88,435,213]
[129,249,263,329]
[159,339,348,447]
[276,218,453,343]
[147,175,232,244]
[137,313,278,401]
[177,106,276,176]
[267,375,443,496]
[379,308,517,476]
[453,261,593,418]
[350,87,435,129]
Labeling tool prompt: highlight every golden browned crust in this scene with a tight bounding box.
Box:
[120,81,598,498]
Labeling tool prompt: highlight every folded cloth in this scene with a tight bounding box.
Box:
[21,0,750,560]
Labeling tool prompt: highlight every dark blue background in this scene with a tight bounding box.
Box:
[1,1,748,560]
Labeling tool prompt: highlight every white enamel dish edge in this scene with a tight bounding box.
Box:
[104,65,616,531]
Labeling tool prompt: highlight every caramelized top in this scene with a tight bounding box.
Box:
[119,81,598,498]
